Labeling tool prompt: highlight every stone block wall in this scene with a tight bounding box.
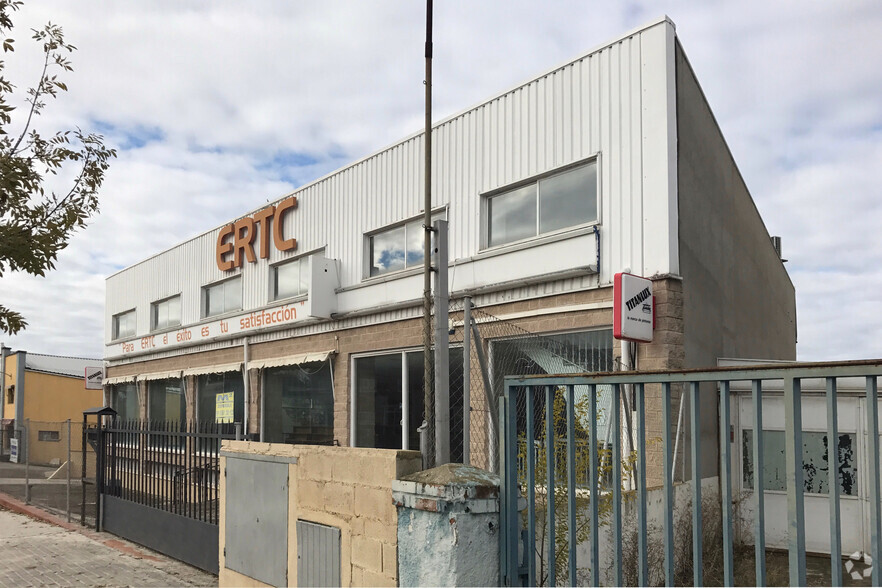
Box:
[219,441,421,587]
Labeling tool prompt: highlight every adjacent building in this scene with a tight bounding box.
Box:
[103,17,796,478]
[1,347,103,464]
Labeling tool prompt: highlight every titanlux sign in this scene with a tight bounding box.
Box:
[613,272,654,342]
[216,196,298,271]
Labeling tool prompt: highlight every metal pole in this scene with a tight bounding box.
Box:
[24,418,29,504]
[434,219,449,464]
[402,352,409,450]
[67,419,71,523]
[81,417,86,526]
[462,296,471,465]
[243,338,249,438]
[421,0,435,469]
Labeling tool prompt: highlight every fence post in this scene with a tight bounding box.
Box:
[462,295,471,466]
[67,419,71,523]
[24,418,30,504]
[81,419,86,526]
[433,219,450,465]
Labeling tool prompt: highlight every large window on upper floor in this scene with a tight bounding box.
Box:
[485,160,598,248]
[366,212,444,278]
[112,309,136,340]
[272,256,309,301]
[202,276,242,318]
[151,295,181,331]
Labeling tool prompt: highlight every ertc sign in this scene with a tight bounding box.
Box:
[216,196,298,271]
[613,272,654,342]
[84,366,104,390]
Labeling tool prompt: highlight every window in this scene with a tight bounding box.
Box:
[110,382,139,422]
[112,309,136,339]
[367,213,443,278]
[197,370,244,425]
[202,276,242,318]
[272,257,309,300]
[486,160,597,248]
[151,295,182,331]
[263,362,334,445]
[353,348,463,458]
[742,430,857,495]
[38,430,60,442]
[148,378,186,423]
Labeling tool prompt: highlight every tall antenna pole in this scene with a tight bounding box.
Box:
[422,0,435,468]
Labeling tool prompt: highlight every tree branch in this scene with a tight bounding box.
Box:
[8,38,49,155]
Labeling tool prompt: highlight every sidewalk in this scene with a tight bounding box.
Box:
[0,492,216,587]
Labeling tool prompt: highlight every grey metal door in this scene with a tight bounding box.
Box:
[297,520,341,587]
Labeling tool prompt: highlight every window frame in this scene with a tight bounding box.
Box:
[112,309,137,340]
[349,344,464,451]
[481,157,600,250]
[363,209,447,280]
[270,255,310,302]
[201,275,243,319]
[150,294,182,332]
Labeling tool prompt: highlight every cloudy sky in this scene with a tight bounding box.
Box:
[1,1,880,362]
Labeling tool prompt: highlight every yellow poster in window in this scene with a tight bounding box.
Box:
[216,392,234,423]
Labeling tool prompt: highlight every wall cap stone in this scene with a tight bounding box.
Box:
[392,464,500,513]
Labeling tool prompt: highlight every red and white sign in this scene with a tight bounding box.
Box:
[613,272,654,342]
[84,366,104,390]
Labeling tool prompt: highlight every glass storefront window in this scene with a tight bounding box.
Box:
[197,371,244,426]
[263,362,334,445]
[148,378,186,422]
[354,348,463,459]
[110,382,139,422]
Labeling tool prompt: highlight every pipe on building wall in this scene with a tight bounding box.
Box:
[243,337,249,438]
[0,344,9,420]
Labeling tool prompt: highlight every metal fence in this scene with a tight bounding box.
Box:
[442,297,614,474]
[100,420,240,525]
[499,360,882,587]
[0,420,84,523]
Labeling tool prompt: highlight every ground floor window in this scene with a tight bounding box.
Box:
[353,348,463,458]
[197,371,244,426]
[148,378,186,423]
[263,361,334,445]
[110,382,139,422]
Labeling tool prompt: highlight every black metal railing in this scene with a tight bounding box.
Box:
[101,420,240,525]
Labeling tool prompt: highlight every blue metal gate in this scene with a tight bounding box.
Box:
[499,360,882,586]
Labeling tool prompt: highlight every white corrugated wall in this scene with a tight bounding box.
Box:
[105,18,677,356]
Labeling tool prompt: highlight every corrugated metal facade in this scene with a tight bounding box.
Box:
[105,18,678,363]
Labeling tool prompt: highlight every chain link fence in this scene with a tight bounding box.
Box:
[0,420,96,525]
[435,298,616,473]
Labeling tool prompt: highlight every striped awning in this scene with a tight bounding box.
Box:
[103,375,136,386]
[182,363,243,377]
[138,370,183,382]
[247,350,334,371]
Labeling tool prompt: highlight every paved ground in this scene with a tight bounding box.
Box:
[0,503,216,587]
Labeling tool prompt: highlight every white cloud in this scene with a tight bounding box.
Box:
[1,0,881,362]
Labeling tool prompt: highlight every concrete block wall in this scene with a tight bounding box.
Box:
[219,441,421,587]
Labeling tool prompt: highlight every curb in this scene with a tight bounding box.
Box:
[0,491,162,562]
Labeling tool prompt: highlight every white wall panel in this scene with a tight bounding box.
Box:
[106,18,677,359]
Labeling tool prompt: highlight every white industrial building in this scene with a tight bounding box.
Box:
[104,17,796,481]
